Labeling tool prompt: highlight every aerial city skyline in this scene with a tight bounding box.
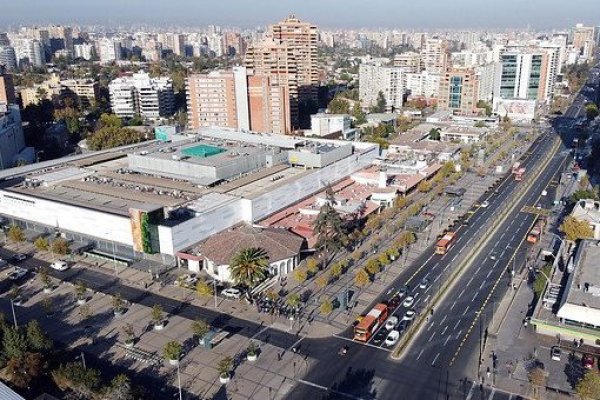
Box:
[0,5,599,400]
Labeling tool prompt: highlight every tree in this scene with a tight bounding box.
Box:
[428,128,441,141]
[6,352,43,388]
[533,264,552,299]
[576,369,600,400]
[417,180,432,193]
[87,125,146,150]
[195,280,214,297]
[306,257,320,275]
[377,252,390,266]
[527,366,546,400]
[319,298,333,315]
[191,319,210,338]
[79,304,91,322]
[52,362,101,397]
[104,374,134,400]
[74,280,87,301]
[331,263,343,279]
[151,304,164,324]
[293,268,308,283]
[34,237,49,251]
[354,269,370,287]
[229,247,269,288]
[328,97,350,114]
[316,274,330,288]
[286,293,301,308]
[3,327,27,360]
[352,102,367,125]
[560,216,594,241]
[313,185,348,255]
[585,103,599,120]
[365,259,381,275]
[7,225,25,242]
[579,174,590,191]
[26,320,52,351]
[163,340,183,361]
[112,293,125,313]
[371,91,387,113]
[51,238,70,255]
[38,266,52,289]
[217,356,233,379]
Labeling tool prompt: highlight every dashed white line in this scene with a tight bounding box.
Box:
[440,315,447,325]
[444,335,451,346]
[449,301,457,311]
[453,320,460,330]
[467,276,474,286]
[451,254,458,262]
[471,292,478,302]
[475,266,481,274]
[479,281,486,291]
[431,352,440,366]
[458,289,465,299]
[441,325,448,335]
[416,349,424,360]
[463,306,470,316]
[429,331,437,342]
[455,329,463,340]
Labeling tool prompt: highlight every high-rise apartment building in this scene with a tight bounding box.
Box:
[245,15,318,129]
[359,63,405,111]
[0,105,30,170]
[573,24,595,58]
[97,38,121,63]
[15,39,44,67]
[61,78,99,108]
[47,25,73,53]
[494,50,552,102]
[0,46,17,71]
[0,66,15,105]
[393,52,422,73]
[422,38,449,74]
[109,72,174,120]
[186,67,291,134]
[438,67,480,115]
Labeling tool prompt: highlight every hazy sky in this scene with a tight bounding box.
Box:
[2,0,599,29]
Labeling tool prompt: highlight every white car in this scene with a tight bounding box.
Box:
[481,201,489,208]
[403,296,415,308]
[385,316,399,331]
[402,310,416,322]
[7,267,27,280]
[221,288,241,299]
[49,261,69,271]
[385,330,400,347]
[419,278,430,290]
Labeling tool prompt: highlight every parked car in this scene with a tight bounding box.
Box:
[12,253,27,262]
[221,288,241,299]
[385,330,400,347]
[7,267,27,280]
[402,310,416,322]
[403,296,415,308]
[582,354,594,369]
[481,201,490,208]
[551,347,561,361]
[385,316,399,331]
[50,261,69,271]
[175,273,198,287]
[397,319,410,334]
[372,330,386,345]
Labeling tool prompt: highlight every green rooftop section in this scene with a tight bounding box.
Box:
[182,144,226,158]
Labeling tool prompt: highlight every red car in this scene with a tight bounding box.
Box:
[582,354,594,369]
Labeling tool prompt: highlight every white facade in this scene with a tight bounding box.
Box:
[475,63,495,103]
[0,106,30,169]
[405,71,440,98]
[109,72,175,120]
[97,38,121,63]
[15,39,44,68]
[359,63,405,111]
[73,43,95,60]
[0,46,17,70]
[310,113,352,137]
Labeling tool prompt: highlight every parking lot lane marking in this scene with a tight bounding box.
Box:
[416,349,424,360]
[487,388,496,400]
[453,320,460,330]
[431,352,440,366]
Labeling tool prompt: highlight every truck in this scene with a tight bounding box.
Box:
[435,232,456,255]
[512,162,521,174]
[515,168,525,181]
[527,218,546,244]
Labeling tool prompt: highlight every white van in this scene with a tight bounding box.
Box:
[50,261,69,271]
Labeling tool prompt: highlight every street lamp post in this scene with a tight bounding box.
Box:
[177,361,183,400]
[10,299,17,328]
[213,279,218,308]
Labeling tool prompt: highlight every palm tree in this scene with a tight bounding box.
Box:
[229,248,269,289]
[313,185,347,257]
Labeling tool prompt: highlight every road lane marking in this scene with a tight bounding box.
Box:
[453,320,460,330]
[486,270,493,278]
[449,301,456,311]
[479,281,486,291]
[467,276,474,286]
[416,349,424,360]
[455,329,462,339]
[429,331,437,342]
[463,306,470,316]
[471,292,478,302]
[441,325,448,335]
[451,254,458,262]
[440,315,447,325]
[444,335,451,346]
[475,266,481,274]
[431,352,440,366]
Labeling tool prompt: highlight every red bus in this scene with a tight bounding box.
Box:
[354,303,388,342]
[515,168,525,181]
[435,232,456,255]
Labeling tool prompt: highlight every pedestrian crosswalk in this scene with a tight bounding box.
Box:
[464,381,523,400]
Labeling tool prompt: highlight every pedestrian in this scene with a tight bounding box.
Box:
[277,352,282,361]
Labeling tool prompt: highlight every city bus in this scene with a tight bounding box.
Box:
[435,232,456,255]
[353,303,389,342]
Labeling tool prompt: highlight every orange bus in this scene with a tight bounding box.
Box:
[435,232,456,255]
[354,303,389,342]
[527,218,546,244]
